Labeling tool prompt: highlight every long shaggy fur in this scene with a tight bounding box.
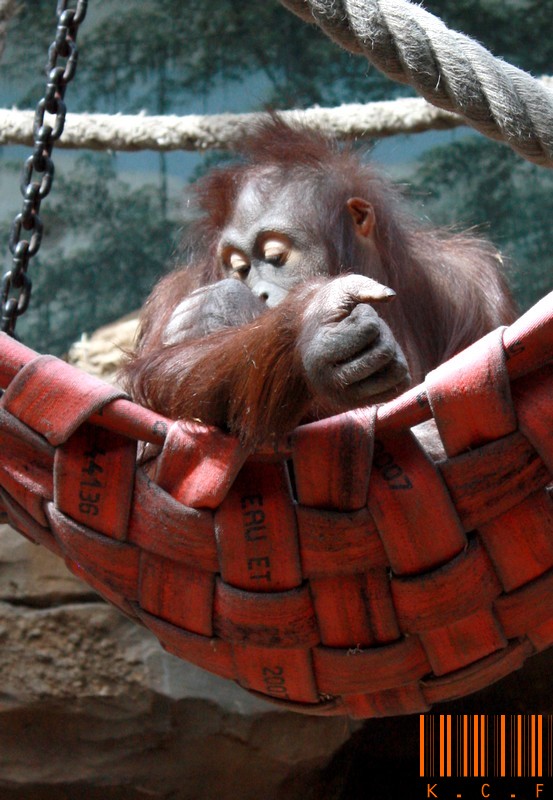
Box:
[122,116,517,447]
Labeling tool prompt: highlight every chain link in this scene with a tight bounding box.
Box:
[1,0,88,336]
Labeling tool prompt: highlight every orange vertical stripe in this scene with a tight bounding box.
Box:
[500,715,506,777]
[518,715,522,777]
[474,715,479,777]
[447,715,452,777]
[532,715,536,777]
[481,715,486,776]
[440,715,445,777]
[420,715,425,777]
[537,715,543,777]
[464,716,468,777]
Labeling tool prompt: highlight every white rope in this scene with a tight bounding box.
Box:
[280,0,553,167]
[3,80,550,153]
[0,98,465,152]
[0,77,553,151]
[3,79,550,153]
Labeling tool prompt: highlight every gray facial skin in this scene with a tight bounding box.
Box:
[218,174,331,307]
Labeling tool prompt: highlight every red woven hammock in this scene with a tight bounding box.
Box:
[0,291,552,718]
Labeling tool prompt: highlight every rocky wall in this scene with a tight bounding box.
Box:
[0,523,357,799]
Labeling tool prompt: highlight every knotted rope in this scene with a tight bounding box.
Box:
[280,0,553,167]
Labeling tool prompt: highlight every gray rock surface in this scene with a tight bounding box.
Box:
[0,524,356,799]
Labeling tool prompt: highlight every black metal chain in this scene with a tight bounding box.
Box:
[1,0,88,337]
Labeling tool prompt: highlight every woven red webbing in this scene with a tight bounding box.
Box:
[0,291,552,718]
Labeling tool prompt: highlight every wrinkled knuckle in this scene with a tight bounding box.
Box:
[362,319,380,339]
[396,360,411,382]
[398,355,410,373]
[378,342,396,363]
[355,304,380,329]
[387,356,411,387]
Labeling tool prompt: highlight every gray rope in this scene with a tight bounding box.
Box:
[2,80,551,152]
[280,0,553,167]
[0,100,466,151]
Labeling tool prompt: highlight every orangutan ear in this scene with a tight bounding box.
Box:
[347,197,376,238]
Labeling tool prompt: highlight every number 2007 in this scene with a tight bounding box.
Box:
[373,440,412,490]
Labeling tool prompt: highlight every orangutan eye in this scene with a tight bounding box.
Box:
[223,249,250,276]
[262,237,290,266]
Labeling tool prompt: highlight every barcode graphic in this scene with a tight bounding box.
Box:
[420,715,553,777]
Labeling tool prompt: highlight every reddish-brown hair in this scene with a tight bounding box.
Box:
[122,116,517,446]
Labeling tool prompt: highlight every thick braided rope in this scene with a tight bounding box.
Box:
[280,0,553,167]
